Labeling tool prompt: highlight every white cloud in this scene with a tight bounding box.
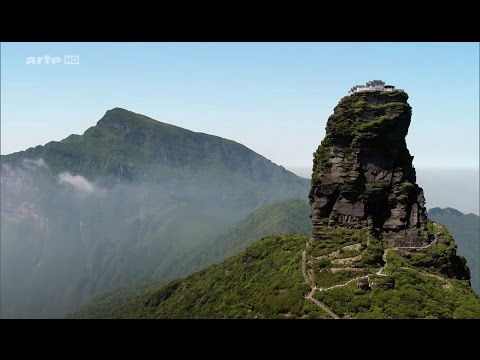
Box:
[58,172,96,193]
[22,158,48,170]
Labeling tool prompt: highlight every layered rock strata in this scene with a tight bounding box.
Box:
[309,90,428,246]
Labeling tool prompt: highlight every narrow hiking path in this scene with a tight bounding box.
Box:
[305,287,340,319]
[376,249,389,276]
[301,250,309,286]
[316,275,370,292]
[330,267,364,273]
[394,222,441,250]
[394,241,437,250]
[331,254,363,266]
[400,266,452,287]
[301,221,451,318]
[302,250,340,319]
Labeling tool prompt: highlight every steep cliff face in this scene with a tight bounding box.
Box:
[309,90,428,246]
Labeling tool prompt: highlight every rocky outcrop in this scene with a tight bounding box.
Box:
[309,90,428,246]
[357,278,371,290]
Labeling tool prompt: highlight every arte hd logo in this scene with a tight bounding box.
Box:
[26,55,80,65]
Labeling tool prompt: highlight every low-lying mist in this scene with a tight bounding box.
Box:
[1,158,307,318]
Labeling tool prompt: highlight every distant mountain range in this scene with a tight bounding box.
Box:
[72,201,480,318]
[428,207,479,293]
[69,198,311,318]
[3,100,479,319]
[1,108,309,318]
[76,89,480,319]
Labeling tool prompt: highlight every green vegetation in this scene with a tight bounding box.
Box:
[110,234,313,319]
[312,138,332,185]
[398,181,414,192]
[315,269,480,319]
[1,108,310,319]
[311,92,412,185]
[385,89,408,98]
[317,92,412,170]
[180,199,311,269]
[69,199,311,318]
[3,108,310,190]
[307,224,479,318]
[315,255,479,319]
[391,181,414,202]
[307,227,368,258]
[4,95,479,321]
[403,220,470,280]
[326,113,357,138]
[338,246,364,258]
[313,139,332,169]
[428,208,479,293]
[307,229,383,292]
[67,280,162,319]
[354,236,384,268]
[314,269,369,288]
[340,146,354,162]
[356,115,391,132]
[105,225,480,319]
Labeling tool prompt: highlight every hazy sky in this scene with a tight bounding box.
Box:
[1,43,479,213]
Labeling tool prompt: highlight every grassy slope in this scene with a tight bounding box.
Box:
[69,199,312,318]
[110,234,321,319]
[109,224,480,319]
[176,199,311,273]
[67,280,161,319]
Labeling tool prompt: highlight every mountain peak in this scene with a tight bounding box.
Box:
[106,107,135,114]
[101,107,147,120]
[429,207,465,217]
[309,88,428,246]
[96,107,164,133]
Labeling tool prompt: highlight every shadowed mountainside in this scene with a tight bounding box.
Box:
[1,108,309,318]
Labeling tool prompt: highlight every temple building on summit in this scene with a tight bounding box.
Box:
[348,80,398,95]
